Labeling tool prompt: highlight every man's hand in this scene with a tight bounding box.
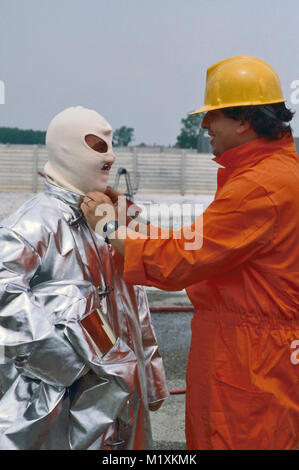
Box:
[80,191,114,231]
[104,186,121,205]
[105,186,143,224]
[81,187,143,231]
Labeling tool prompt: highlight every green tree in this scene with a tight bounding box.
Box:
[113,126,134,147]
[176,113,204,149]
[0,127,46,144]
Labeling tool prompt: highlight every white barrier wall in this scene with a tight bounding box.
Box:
[0,145,218,195]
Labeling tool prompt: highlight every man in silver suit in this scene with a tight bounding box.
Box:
[0,106,168,450]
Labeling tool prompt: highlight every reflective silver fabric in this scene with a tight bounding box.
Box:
[0,179,168,450]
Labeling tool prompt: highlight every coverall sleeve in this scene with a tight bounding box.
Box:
[124,177,276,290]
[0,227,87,387]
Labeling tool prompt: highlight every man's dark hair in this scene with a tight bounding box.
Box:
[222,102,295,140]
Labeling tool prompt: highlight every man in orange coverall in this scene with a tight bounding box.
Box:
[81,56,299,450]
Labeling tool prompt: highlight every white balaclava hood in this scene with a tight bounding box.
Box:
[45,106,115,195]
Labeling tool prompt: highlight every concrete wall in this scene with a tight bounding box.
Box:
[0,144,218,195]
[2,138,297,195]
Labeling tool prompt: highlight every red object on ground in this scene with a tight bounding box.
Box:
[170,389,186,395]
[149,306,193,313]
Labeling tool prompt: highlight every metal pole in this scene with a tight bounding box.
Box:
[33,145,39,193]
[180,149,186,196]
[133,147,138,193]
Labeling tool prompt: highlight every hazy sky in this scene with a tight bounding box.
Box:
[1,0,299,145]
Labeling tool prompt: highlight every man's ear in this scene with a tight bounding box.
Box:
[236,119,251,135]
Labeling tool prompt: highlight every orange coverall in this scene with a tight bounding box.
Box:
[123,136,299,450]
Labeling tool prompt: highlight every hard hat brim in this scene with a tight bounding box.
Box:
[189,98,286,116]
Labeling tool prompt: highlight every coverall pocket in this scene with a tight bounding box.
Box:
[211,377,273,450]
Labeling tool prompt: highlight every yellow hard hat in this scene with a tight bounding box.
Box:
[190,56,285,115]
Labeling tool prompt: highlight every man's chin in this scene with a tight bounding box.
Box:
[211,144,222,158]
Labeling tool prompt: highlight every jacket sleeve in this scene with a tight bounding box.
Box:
[0,227,87,387]
[123,177,276,290]
[108,249,169,405]
[134,285,169,404]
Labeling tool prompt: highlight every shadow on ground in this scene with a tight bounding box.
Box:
[148,289,192,450]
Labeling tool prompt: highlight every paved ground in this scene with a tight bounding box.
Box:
[146,288,192,450]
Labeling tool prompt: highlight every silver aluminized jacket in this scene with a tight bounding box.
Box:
[0,179,168,450]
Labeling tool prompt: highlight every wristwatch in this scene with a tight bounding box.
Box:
[103,220,119,242]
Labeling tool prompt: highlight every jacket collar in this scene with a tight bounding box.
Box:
[44,178,81,208]
[213,135,298,171]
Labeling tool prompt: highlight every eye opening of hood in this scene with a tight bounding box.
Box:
[84,134,108,154]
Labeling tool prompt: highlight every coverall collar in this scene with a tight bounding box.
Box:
[214,135,297,170]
